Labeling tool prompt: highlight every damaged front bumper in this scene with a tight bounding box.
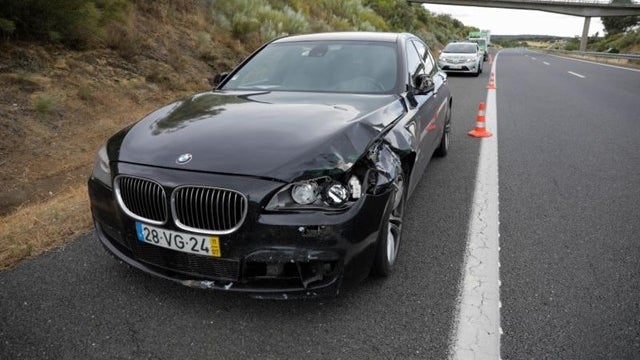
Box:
[89,170,392,299]
[96,226,344,299]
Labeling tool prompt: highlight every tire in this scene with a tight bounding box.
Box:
[434,105,451,157]
[479,60,483,74]
[372,169,406,277]
[474,65,481,77]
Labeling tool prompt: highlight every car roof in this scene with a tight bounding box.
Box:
[273,32,404,43]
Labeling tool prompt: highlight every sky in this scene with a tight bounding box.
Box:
[421,4,606,37]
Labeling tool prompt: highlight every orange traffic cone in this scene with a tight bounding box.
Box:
[468,102,493,138]
[486,72,496,89]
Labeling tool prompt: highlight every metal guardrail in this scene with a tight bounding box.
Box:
[544,49,640,61]
[577,51,640,60]
[503,0,640,4]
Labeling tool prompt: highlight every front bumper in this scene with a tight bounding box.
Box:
[438,60,479,73]
[88,163,392,299]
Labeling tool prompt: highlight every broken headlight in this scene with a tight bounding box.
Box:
[266,176,362,211]
[291,181,320,205]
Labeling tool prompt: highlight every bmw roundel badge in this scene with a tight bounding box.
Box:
[176,153,192,165]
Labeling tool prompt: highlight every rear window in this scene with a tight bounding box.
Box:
[470,39,487,47]
[443,43,477,54]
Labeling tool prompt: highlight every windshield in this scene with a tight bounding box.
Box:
[469,39,486,48]
[222,41,398,94]
[443,43,477,54]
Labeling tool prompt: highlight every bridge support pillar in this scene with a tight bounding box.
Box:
[580,16,591,52]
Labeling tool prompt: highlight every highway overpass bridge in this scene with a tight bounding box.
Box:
[408,0,640,51]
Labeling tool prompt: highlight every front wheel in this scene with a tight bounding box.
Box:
[372,170,406,277]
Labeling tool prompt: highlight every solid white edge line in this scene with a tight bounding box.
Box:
[449,54,502,359]
[545,52,640,73]
[568,71,586,79]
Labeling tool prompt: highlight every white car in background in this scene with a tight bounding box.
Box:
[438,42,483,76]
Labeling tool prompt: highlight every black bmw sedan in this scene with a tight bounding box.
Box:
[88,32,452,298]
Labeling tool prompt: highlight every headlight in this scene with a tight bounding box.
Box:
[291,182,319,205]
[324,183,349,206]
[91,143,111,186]
[466,57,476,63]
[266,176,361,211]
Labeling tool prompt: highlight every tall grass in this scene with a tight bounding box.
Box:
[212,0,310,45]
[208,0,472,49]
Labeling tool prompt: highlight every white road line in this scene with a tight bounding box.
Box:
[568,71,586,78]
[547,53,640,73]
[531,57,537,60]
[449,54,501,360]
[543,61,550,66]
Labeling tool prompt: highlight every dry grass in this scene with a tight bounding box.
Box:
[0,2,232,269]
[526,41,554,49]
[0,185,92,269]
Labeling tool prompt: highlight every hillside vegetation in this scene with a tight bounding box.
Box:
[584,30,640,53]
[492,31,640,54]
[0,0,476,268]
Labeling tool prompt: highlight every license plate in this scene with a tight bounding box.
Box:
[449,65,462,69]
[135,222,221,257]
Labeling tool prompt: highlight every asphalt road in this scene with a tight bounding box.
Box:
[3,50,638,360]
[0,72,487,359]
[498,49,640,359]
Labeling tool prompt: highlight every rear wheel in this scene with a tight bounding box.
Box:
[372,169,406,276]
[434,105,451,157]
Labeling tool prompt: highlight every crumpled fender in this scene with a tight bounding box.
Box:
[368,143,401,194]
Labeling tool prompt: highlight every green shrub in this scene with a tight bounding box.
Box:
[213,0,311,43]
[1,0,482,53]
[196,31,211,51]
[0,18,16,37]
[615,29,640,49]
[34,93,58,113]
[0,0,131,48]
[365,0,475,46]
[103,20,141,59]
[565,41,579,51]
[77,87,94,101]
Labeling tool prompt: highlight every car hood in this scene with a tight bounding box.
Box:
[112,91,405,182]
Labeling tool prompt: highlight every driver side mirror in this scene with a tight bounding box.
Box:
[208,72,229,87]
[414,74,435,95]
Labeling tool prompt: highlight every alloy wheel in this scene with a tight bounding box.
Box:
[386,174,404,265]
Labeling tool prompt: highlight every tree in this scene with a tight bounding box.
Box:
[602,0,639,35]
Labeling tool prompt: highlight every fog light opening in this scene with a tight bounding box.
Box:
[266,263,284,277]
